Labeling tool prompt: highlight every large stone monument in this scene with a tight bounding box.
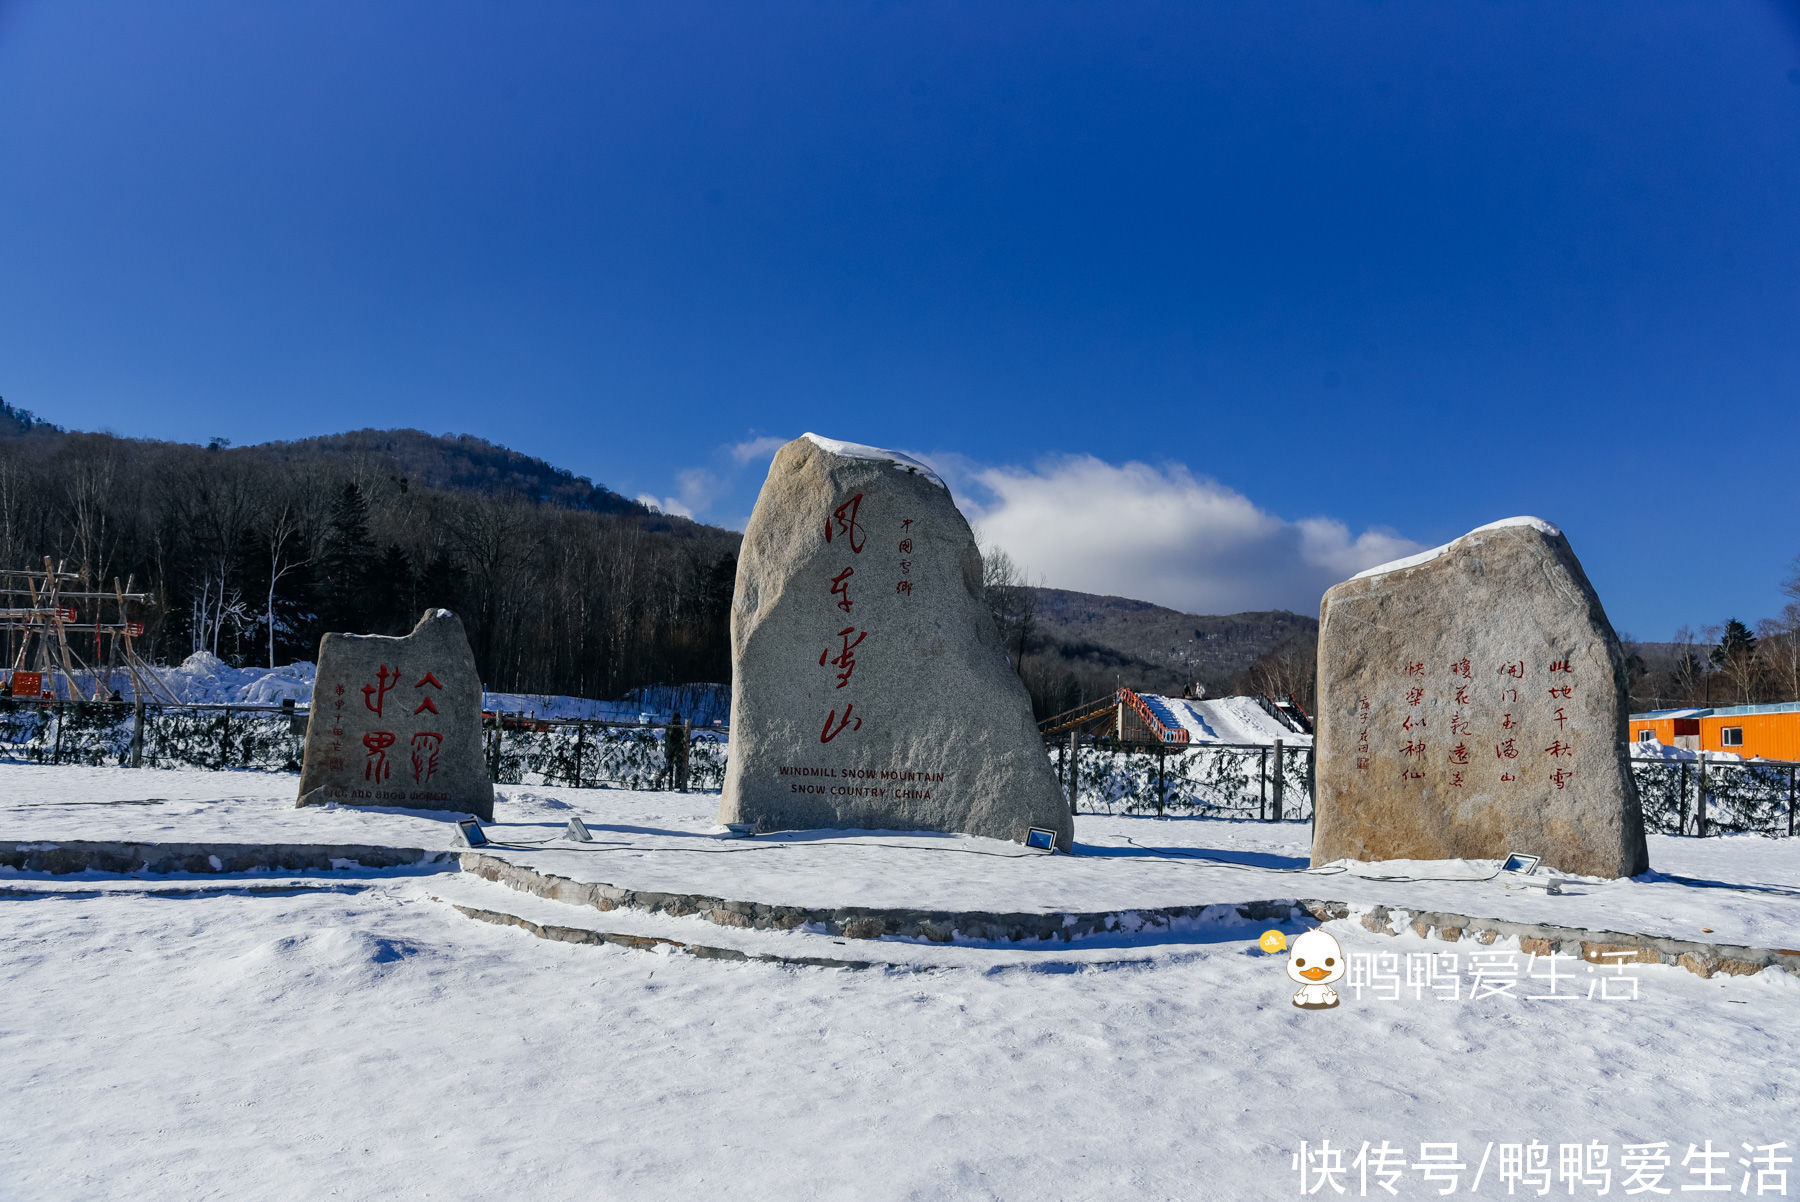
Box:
[1312,518,1648,878]
[296,609,494,821]
[718,434,1075,849]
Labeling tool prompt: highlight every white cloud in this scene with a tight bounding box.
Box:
[956,455,1424,616]
[729,435,789,464]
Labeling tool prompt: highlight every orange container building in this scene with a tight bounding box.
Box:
[1629,701,1800,762]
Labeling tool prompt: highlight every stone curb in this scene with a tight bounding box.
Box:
[458,852,1300,944]
[447,902,908,971]
[463,854,1799,980]
[0,839,452,876]
[1317,900,1800,980]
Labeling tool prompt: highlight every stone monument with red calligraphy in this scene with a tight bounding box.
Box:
[296,608,494,821]
[717,434,1074,849]
[1311,518,1648,878]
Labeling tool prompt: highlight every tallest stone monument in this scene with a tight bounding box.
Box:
[718,434,1074,849]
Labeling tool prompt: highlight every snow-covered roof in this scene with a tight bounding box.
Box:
[1352,516,1562,581]
[1141,694,1312,746]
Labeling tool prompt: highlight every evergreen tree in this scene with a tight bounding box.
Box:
[316,483,379,632]
[1711,618,1757,668]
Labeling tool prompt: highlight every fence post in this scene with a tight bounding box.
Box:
[1272,739,1285,822]
[1696,757,1708,838]
[1789,766,1796,838]
[1156,743,1166,817]
[131,700,144,768]
[1068,731,1079,815]
[573,722,585,789]
[1259,746,1270,820]
[52,702,63,766]
[1677,762,1689,834]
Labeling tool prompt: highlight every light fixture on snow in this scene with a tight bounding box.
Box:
[564,816,593,842]
[1024,827,1057,854]
[1501,850,1563,894]
[722,823,756,838]
[456,818,489,848]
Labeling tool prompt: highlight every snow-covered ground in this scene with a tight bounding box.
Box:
[4,764,1797,1200]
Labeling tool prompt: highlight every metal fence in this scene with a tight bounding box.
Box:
[1054,736,1316,821]
[3,699,1793,836]
[1052,734,1798,837]
[0,700,725,792]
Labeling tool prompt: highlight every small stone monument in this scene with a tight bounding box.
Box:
[1312,518,1648,878]
[296,609,494,821]
[718,434,1074,849]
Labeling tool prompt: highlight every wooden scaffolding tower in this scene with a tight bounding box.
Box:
[0,557,178,703]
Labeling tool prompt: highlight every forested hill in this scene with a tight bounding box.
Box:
[253,428,647,517]
[0,400,741,697]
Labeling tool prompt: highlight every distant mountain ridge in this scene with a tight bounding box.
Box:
[251,427,649,517]
[1026,586,1317,700]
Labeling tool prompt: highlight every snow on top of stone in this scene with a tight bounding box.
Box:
[801,433,947,490]
[1350,516,1562,581]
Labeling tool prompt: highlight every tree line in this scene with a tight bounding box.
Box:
[0,404,739,698]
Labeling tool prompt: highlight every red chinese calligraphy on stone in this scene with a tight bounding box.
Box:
[819,626,867,688]
[1544,739,1573,758]
[1448,657,1473,680]
[1454,685,1471,707]
[824,494,866,553]
[900,518,914,531]
[830,566,855,613]
[898,559,911,576]
[416,672,443,690]
[1501,712,1517,730]
[1356,757,1371,772]
[820,704,862,744]
[1549,660,1573,675]
[1553,707,1569,728]
[1358,696,1372,714]
[1404,661,1425,677]
[363,731,396,781]
[1499,772,1517,782]
[1495,738,1519,760]
[895,581,912,596]
[1449,743,1470,765]
[1550,767,1574,790]
[1548,686,1574,700]
[362,665,397,716]
[335,683,346,696]
[1406,686,1425,707]
[1402,768,1425,781]
[1499,661,1525,679]
[414,697,439,716]
[898,538,913,554]
[1401,739,1427,758]
[1451,770,1465,788]
[1403,714,1427,732]
[409,732,443,783]
[1450,713,1473,737]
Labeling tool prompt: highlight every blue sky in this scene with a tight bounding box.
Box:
[2,2,1797,638]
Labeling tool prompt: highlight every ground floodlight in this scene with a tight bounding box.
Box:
[457,818,489,848]
[565,816,593,842]
[1501,850,1563,894]
[1024,827,1057,853]
[722,823,756,838]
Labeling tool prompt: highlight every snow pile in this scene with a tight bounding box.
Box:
[160,653,316,706]
[134,653,729,726]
